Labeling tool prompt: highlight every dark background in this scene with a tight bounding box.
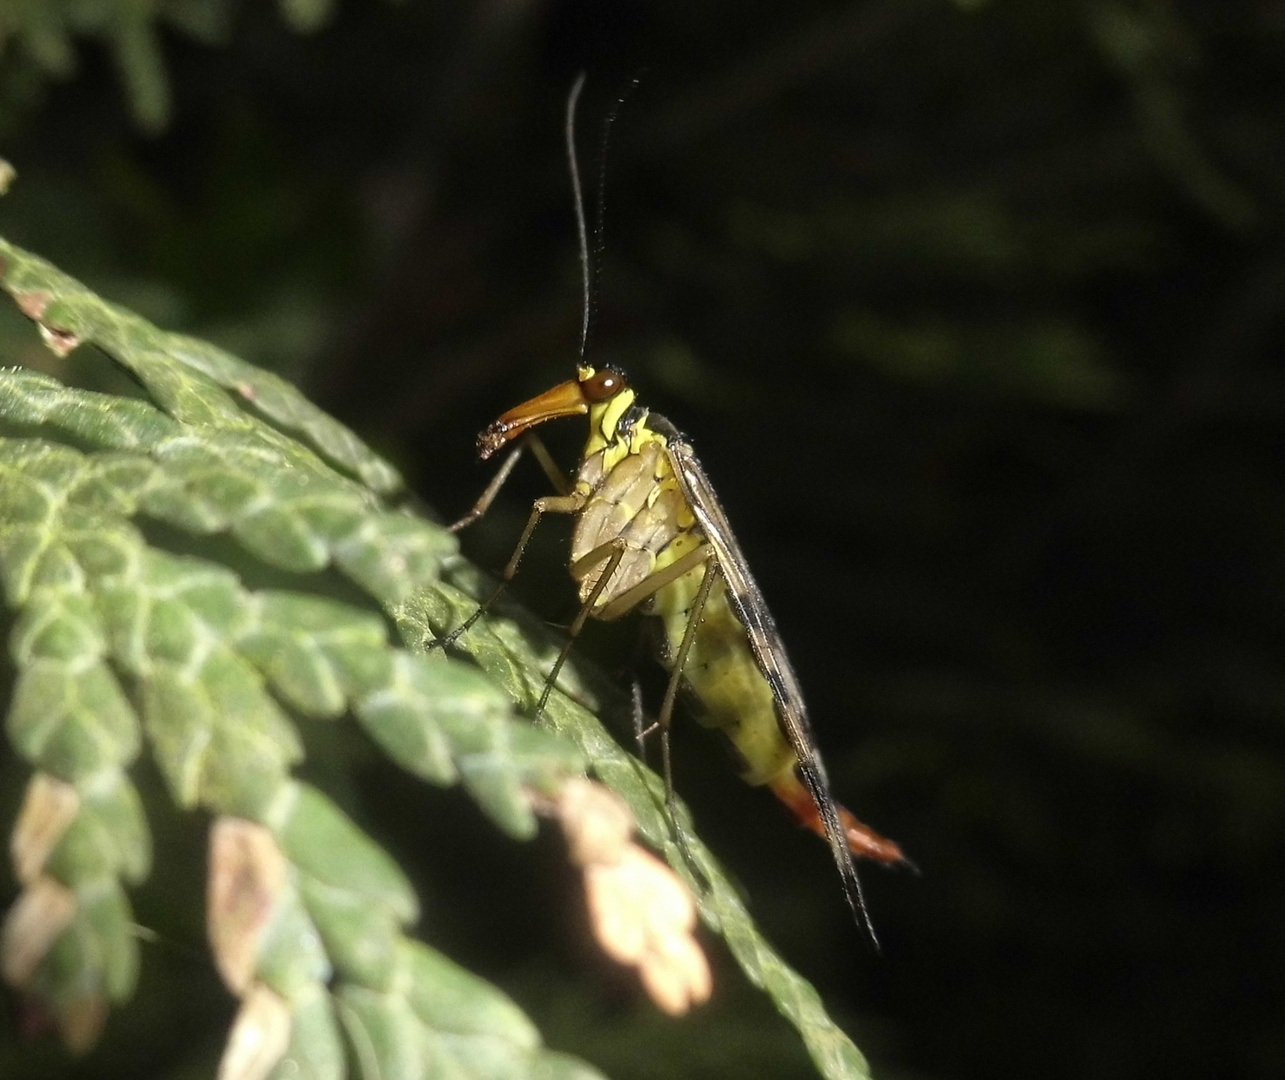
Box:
[1,1,1283,1078]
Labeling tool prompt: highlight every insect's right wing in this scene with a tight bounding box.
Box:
[657,420,879,946]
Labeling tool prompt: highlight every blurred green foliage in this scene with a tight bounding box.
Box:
[0,1,1282,1079]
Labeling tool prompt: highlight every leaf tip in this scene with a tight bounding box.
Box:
[218,982,292,1080]
[208,817,289,995]
[0,874,77,988]
[553,778,713,1016]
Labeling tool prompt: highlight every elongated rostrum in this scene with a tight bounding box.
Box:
[454,361,911,945]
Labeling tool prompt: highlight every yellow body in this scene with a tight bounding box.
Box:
[569,393,797,788]
[469,360,906,941]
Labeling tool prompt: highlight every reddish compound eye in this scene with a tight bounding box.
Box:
[581,368,629,402]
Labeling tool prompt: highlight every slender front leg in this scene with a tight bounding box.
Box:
[450,433,570,533]
[430,488,586,649]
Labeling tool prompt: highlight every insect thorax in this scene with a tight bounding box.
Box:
[571,437,697,613]
[569,415,799,788]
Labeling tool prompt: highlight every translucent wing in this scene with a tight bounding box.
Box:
[658,420,878,945]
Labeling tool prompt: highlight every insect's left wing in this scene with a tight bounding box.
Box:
[657,420,879,945]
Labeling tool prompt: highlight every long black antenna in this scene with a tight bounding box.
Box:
[564,73,591,359]
[565,72,643,362]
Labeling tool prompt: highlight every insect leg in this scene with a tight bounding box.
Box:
[627,674,699,877]
[563,542,719,879]
[630,678,649,762]
[536,536,629,715]
[653,559,719,851]
[450,433,570,533]
[627,620,665,762]
[531,535,710,717]
[571,540,717,805]
[430,487,586,649]
[590,543,714,622]
[574,544,722,869]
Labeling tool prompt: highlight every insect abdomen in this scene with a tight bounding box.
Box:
[653,561,798,788]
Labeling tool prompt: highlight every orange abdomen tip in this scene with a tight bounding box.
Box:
[769,773,911,869]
